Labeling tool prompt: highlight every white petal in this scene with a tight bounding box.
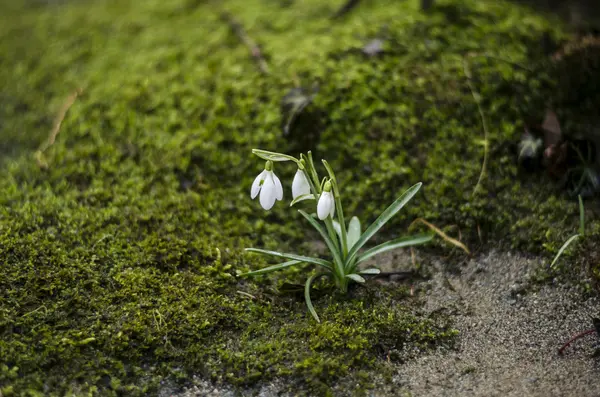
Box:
[273,172,283,201]
[292,170,311,199]
[291,170,302,198]
[259,174,277,210]
[251,170,267,199]
[317,191,333,220]
[329,197,336,218]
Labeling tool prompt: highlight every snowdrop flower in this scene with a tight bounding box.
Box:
[317,180,335,220]
[251,161,283,210]
[292,161,311,199]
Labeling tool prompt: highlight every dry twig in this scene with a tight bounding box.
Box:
[221,12,270,74]
[332,0,361,19]
[35,88,82,169]
[558,329,596,355]
[409,218,472,255]
[236,290,257,300]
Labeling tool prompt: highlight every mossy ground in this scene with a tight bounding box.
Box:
[0,0,598,395]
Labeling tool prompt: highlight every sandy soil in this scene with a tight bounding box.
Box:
[393,250,600,397]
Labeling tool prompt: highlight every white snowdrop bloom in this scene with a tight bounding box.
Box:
[251,161,283,210]
[292,169,311,199]
[317,181,335,220]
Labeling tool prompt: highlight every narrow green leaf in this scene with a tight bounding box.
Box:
[346,274,366,283]
[245,248,332,271]
[241,260,303,276]
[305,273,322,322]
[359,268,381,275]
[252,149,299,163]
[550,234,581,268]
[290,193,315,207]
[346,182,422,265]
[357,234,433,263]
[578,195,585,236]
[347,216,361,250]
[298,210,344,276]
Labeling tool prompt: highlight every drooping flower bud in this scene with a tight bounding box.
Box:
[317,180,335,220]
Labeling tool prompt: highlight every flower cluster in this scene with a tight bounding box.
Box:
[251,158,336,221]
[244,149,432,322]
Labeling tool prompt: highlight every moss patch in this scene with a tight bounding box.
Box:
[0,0,598,395]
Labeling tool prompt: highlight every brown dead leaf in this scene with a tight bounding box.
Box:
[36,88,82,169]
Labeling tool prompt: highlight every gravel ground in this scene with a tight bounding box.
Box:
[171,251,599,397]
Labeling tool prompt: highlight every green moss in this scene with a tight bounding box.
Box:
[205,286,455,394]
[0,0,598,395]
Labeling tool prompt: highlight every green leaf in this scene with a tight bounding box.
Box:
[579,195,585,236]
[290,193,315,207]
[298,210,344,275]
[252,149,298,163]
[346,274,365,283]
[347,216,361,250]
[359,268,381,275]
[357,234,433,263]
[305,273,322,322]
[346,182,422,265]
[245,248,332,271]
[550,234,581,268]
[240,260,303,276]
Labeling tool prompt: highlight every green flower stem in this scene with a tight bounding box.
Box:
[323,210,342,259]
[298,210,345,286]
[299,153,321,202]
[306,151,321,192]
[322,160,348,258]
[301,168,320,196]
[323,217,346,290]
[334,190,348,257]
[302,153,341,255]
